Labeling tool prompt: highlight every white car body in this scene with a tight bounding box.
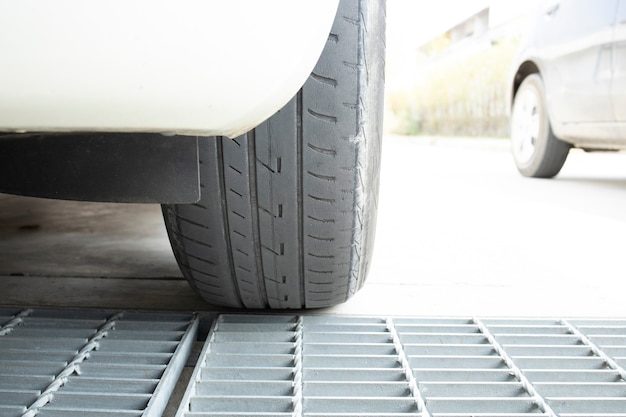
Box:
[0,0,339,138]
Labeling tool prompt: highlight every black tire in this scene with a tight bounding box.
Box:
[162,0,385,309]
[511,74,571,178]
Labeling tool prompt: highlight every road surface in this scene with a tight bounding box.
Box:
[341,136,626,316]
[2,135,626,317]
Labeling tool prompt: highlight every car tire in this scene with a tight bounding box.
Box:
[511,74,571,178]
[161,0,385,309]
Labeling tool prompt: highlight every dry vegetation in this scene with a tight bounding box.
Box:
[387,38,519,137]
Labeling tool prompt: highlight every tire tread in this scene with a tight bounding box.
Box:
[162,0,384,309]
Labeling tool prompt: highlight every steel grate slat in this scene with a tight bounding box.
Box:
[0,308,197,417]
[474,318,557,416]
[386,317,428,415]
[293,316,304,416]
[402,318,546,416]
[564,319,626,381]
[0,309,32,336]
[482,318,626,416]
[179,315,626,417]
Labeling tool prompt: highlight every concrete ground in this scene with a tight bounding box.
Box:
[1,135,626,318]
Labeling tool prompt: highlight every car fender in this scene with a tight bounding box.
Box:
[0,1,339,137]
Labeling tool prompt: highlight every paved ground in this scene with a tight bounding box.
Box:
[1,135,626,318]
[358,136,626,317]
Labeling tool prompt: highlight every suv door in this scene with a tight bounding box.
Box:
[534,0,617,124]
[612,0,626,123]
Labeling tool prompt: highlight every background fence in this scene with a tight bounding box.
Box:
[386,38,519,138]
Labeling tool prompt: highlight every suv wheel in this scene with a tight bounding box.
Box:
[511,74,571,178]
[162,0,385,309]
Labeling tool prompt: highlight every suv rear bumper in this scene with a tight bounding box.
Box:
[0,1,339,137]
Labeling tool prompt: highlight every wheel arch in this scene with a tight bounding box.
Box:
[511,60,541,108]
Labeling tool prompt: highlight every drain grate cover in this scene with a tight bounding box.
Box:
[0,308,198,417]
[178,315,626,416]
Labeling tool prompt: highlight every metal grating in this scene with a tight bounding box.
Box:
[0,307,198,417]
[178,315,626,417]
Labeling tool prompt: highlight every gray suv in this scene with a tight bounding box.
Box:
[509,0,626,177]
